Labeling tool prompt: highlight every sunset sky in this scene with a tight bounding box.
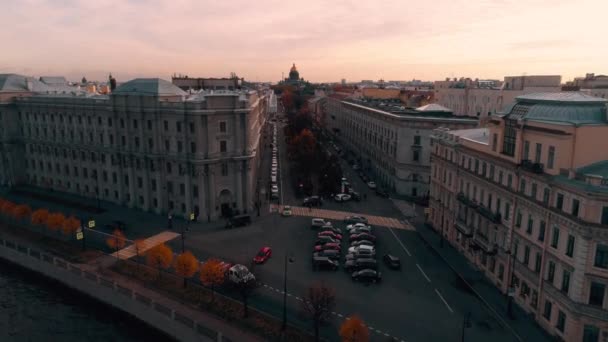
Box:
[1,0,606,83]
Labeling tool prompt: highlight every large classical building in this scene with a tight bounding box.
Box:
[321,95,478,199]
[429,92,608,341]
[0,74,270,221]
[434,75,562,118]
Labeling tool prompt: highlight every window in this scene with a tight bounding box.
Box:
[551,227,560,248]
[534,143,542,163]
[177,141,183,153]
[531,183,537,199]
[176,122,181,132]
[492,133,497,151]
[526,216,533,234]
[507,174,512,188]
[498,170,503,184]
[414,135,421,145]
[543,301,552,320]
[413,150,420,161]
[190,142,196,153]
[165,140,170,152]
[523,140,530,160]
[121,135,126,145]
[133,119,138,129]
[534,252,541,273]
[193,185,198,198]
[189,122,194,133]
[547,261,555,282]
[498,264,504,280]
[108,118,112,127]
[221,163,228,176]
[603,207,608,225]
[519,179,526,193]
[120,119,124,128]
[489,165,495,180]
[547,146,555,169]
[166,162,172,174]
[179,183,185,196]
[515,210,522,228]
[147,120,152,130]
[543,188,550,204]
[523,245,530,265]
[137,177,143,189]
[538,221,546,242]
[589,282,605,307]
[566,235,575,257]
[502,119,517,156]
[167,181,173,194]
[220,140,227,153]
[124,175,129,186]
[505,202,511,221]
[556,310,565,332]
[135,137,140,148]
[583,325,599,342]
[571,199,580,217]
[219,121,226,133]
[561,270,570,294]
[151,179,157,191]
[556,193,564,210]
[148,138,154,149]
[164,120,168,131]
[531,290,538,309]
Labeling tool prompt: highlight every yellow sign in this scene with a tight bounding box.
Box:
[424,208,432,214]
[76,232,84,240]
[189,213,195,221]
[88,220,96,228]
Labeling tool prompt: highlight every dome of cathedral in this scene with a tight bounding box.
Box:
[289,63,299,80]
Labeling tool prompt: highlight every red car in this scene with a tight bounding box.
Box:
[318,231,342,240]
[253,247,272,264]
[349,233,377,242]
[314,242,341,252]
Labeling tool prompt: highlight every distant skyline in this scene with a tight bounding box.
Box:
[1,0,606,83]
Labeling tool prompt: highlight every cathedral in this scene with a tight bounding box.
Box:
[284,63,303,85]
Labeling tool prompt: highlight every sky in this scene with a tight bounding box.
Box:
[1,0,607,83]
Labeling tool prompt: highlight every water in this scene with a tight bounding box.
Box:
[0,261,172,342]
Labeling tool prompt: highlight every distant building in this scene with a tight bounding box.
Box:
[434,75,562,118]
[564,73,608,100]
[283,63,304,86]
[171,76,242,91]
[429,92,608,342]
[0,74,270,221]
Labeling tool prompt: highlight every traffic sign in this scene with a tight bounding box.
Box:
[424,207,432,214]
[76,232,84,240]
[189,212,195,221]
[88,220,96,228]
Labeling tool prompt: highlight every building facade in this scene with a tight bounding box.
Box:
[322,96,477,199]
[434,75,562,118]
[429,92,608,341]
[0,75,269,221]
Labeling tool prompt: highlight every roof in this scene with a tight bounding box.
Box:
[450,128,490,144]
[578,160,608,178]
[0,74,50,92]
[416,103,452,112]
[501,92,607,126]
[39,76,68,85]
[113,78,187,96]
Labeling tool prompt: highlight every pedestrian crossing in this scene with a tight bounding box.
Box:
[270,204,412,230]
[113,231,181,260]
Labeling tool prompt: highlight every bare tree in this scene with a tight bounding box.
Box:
[302,282,336,342]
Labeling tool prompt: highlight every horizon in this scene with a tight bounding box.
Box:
[1,0,606,83]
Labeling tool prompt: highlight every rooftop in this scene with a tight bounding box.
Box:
[450,128,490,145]
[113,78,187,96]
[0,74,50,92]
[417,103,452,112]
[578,160,608,179]
[516,92,608,104]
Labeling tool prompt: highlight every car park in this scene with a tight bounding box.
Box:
[315,236,338,245]
[367,181,377,189]
[253,247,272,264]
[346,223,370,231]
[312,256,339,271]
[318,231,342,240]
[344,216,368,224]
[334,193,351,202]
[345,258,378,273]
[282,206,292,216]
[320,226,342,235]
[352,269,382,283]
[311,218,328,228]
[350,233,376,242]
[348,245,375,254]
[348,227,373,235]
[313,249,341,260]
[350,240,375,247]
[383,254,401,269]
[313,242,340,252]
[345,249,375,261]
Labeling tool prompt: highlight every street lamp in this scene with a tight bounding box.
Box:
[282,251,295,331]
[461,312,471,342]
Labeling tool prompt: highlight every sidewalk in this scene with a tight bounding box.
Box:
[392,199,551,342]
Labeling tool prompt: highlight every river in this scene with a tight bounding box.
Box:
[0,260,172,342]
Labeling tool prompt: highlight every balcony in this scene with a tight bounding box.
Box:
[513,258,540,285]
[457,192,478,208]
[476,204,502,224]
[454,219,473,237]
[472,232,497,255]
[543,281,608,321]
[520,159,544,174]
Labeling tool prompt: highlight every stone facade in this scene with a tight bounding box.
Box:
[0,76,269,221]
[429,92,608,342]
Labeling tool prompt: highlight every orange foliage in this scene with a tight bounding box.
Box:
[45,212,66,231]
[339,315,369,342]
[61,216,81,235]
[106,229,127,251]
[175,251,199,280]
[11,204,32,220]
[146,243,173,271]
[31,209,50,225]
[199,258,226,288]
[134,239,147,257]
[0,200,16,216]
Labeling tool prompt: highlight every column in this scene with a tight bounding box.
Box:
[235,161,243,214]
[184,164,192,219]
[143,159,151,211]
[198,168,206,222]
[207,166,216,221]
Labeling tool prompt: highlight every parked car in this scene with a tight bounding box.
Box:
[320,226,342,235]
[226,214,252,228]
[349,233,376,242]
[303,196,322,207]
[281,206,292,217]
[253,247,272,264]
[313,242,341,252]
[346,223,371,232]
[315,236,338,245]
[311,218,328,229]
[348,227,373,235]
[312,256,339,271]
[344,216,368,224]
[318,231,342,240]
[350,191,361,201]
[352,269,382,283]
[367,181,377,189]
[313,250,341,261]
[345,249,375,261]
[350,240,375,248]
[345,258,378,273]
[334,193,351,202]
[348,245,375,254]
[383,254,401,270]
[375,189,390,198]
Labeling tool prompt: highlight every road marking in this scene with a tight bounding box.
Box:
[295,296,301,301]
[416,263,431,283]
[287,293,292,297]
[384,333,390,337]
[435,289,454,313]
[337,313,343,318]
[331,311,337,315]
[388,228,411,257]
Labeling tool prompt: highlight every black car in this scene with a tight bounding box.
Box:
[351,191,361,202]
[375,189,390,198]
[313,250,340,261]
[344,216,368,224]
[344,258,378,273]
[352,269,382,283]
[312,256,339,271]
[383,254,401,269]
[226,214,251,228]
[303,196,322,207]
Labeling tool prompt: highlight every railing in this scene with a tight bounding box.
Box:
[454,219,474,237]
[520,160,544,174]
[473,232,497,254]
[476,204,502,224]
[457,192,478,208]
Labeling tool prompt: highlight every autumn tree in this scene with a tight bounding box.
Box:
[175,251,199,288]
[61,216,81,236]
[11,204,32,221]
[106,229,127,260]
[293,107,313,134]
[282,90,294,113]
[31,208,50,225]
[340,315,369,342]
[302,283,336,342]
[146,243,173,280]
[46,212,66,232]
[0,200,16,217]
[199,258,226,301]
[293,128,317,175]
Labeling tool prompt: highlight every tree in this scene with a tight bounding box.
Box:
[302,283,336,342]
[146,243,173,280]
[61,216,81,236]
[293,129,317,175]
[11,204,32,221]
[106,229,127,260]
[293,107,313,134]
[175,251,199,288]
[133,239,147,274]
[46,212,66,232]
[340,315,369,342]
[0,200,16,217]
[31,208,50,225]
[199,258,226,301]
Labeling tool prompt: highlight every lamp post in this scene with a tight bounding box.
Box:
[282,251,295,331]
[461,312,471,342]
